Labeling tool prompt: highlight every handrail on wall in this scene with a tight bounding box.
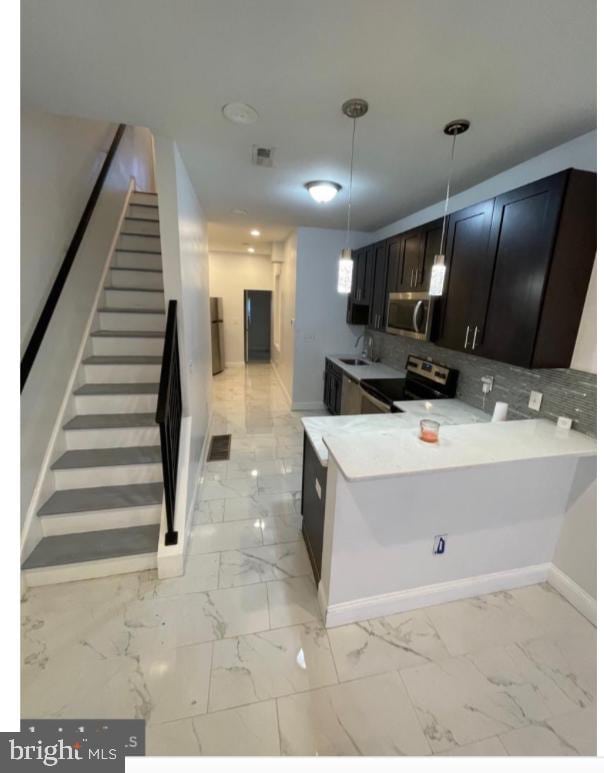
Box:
[20,122,127,392]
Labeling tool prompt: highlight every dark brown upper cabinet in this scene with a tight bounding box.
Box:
[480,169,596,368]
[347,168,595,371]
[368,240,388,330]
[436,199,495,352]
[346,247,370,325]
[350,245,375,305]
[391,229,424,293]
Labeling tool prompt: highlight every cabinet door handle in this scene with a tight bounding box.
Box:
[472,326,479,350]
[464,325,470,348]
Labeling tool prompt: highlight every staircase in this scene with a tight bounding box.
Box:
[23,191,166,585]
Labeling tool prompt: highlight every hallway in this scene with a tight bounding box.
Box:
[21,364,596,756]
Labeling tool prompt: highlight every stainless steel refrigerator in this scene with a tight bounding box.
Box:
[210,297,225,375]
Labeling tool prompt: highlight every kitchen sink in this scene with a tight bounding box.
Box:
[339,358,368,365]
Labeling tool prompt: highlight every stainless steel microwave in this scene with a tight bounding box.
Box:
[386,292,434,341]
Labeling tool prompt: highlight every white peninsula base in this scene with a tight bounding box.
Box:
[318,420,596,628]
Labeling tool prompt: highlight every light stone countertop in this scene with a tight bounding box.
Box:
[302,398,491,466]
[321,418,596,481]
[326,354,405,382]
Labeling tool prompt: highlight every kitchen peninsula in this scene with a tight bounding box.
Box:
[304,413,596,628]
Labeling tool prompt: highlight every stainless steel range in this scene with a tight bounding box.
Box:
[359,355,459,413]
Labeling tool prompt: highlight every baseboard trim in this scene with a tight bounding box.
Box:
[292,401,325,411]
[271,361,292,405]
[548,564,596,625]
[323,563,551,628]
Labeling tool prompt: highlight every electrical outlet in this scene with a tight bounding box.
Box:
[433,535,447,555]
[528,390,543,411]
[481,376,494,394]
[557,416,573,430]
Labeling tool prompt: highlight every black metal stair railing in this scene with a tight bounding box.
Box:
[156,299,182,546]
[21,123,126,391]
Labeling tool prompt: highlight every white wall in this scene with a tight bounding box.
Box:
[291,227,371,409]
[209,251,273,365]
[552,458,596,601]
[21,120,155,529]
[571,262,597,373]
[373,130,597,242]
[271,231,297,402]
[154,136,212,545]
[21,110,113,352]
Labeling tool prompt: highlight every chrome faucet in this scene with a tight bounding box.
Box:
[366,334,375,362]
[354,333,365,350]
[353,332,375,361]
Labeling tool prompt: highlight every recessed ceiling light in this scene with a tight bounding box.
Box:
[304,180,342,204]
[222,102,258,125]
[247,246,255,253]
[250,229,261,237]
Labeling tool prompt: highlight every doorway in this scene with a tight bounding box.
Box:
[244,290,271,362]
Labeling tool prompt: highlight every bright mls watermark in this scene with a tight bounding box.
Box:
[3,720,144,771]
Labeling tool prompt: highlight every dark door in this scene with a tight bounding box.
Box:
[244,290,271,362]
[369,241,388,329]
[437,199,495,352]
[480,173,568,366]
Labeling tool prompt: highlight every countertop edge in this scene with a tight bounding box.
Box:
[323,441,596,483]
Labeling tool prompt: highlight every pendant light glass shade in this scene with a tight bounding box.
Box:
[337,248,353,294]
[429,254,446,296]
[429,119,470,297]
[338,99,368,294]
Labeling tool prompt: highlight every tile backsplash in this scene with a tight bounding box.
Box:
[372,331,597,437]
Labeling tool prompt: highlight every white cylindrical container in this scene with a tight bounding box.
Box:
[492,401,508,422]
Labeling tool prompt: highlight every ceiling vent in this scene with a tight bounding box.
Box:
[252,145,276,167]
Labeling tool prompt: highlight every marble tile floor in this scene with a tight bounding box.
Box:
[21,364,597,756]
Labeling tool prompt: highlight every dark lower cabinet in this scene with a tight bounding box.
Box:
[323,359,342,414]
[480,169,596,368]
[301,433,327,584]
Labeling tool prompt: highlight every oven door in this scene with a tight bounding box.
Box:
[386,292,434,341]
[360,388,391,414]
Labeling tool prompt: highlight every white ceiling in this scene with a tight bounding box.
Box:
[22,0,596,233]
[207,223,292,255]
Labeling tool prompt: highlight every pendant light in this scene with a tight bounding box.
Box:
[429,119,470,296]
[338,98,369,294]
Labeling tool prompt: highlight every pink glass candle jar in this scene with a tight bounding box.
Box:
[420,419,440,443]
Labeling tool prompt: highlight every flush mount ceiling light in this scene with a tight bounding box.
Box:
[250,229,261,237]
[304,181,342,204]
[222,102,259,125]
[247,246,255,253]
[338,98,369,294]
[429,119,471,297]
